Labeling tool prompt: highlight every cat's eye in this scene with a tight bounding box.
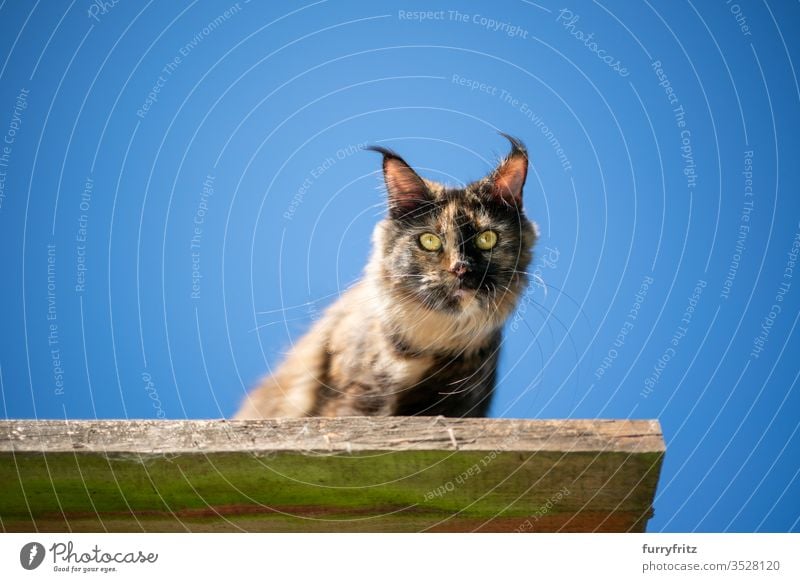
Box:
[419,233,442,251]
[475,230,498,250]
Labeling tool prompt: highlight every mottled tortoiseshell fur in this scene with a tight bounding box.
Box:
[235,136,538,418]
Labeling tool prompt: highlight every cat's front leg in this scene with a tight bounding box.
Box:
[317,381,397,416]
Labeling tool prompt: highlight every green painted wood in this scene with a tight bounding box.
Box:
[0,418,664,532]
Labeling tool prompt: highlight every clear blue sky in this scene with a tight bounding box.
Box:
[0,1,798,532]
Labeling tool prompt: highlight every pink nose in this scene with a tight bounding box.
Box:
[449,261,468,278]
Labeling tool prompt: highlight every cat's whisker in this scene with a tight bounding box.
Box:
[248,313,313,333]
[502,271,593,328]
[256,291,345,315]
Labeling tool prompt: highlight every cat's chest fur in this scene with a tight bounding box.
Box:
[311,279,501,416]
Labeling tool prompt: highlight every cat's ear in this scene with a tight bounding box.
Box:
[367,146,431,220]
[485,134,528,208]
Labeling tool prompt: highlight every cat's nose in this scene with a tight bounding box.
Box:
[449,261,469,278]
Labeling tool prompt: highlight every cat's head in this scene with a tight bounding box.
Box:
[368,135,538,325]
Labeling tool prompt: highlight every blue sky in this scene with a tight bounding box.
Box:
[0,1,798,532]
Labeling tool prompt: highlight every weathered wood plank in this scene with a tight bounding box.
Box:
[0,418,664,533]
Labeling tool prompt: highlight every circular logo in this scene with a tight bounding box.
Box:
[19,542,46,570]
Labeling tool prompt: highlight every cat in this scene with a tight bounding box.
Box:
[234,134,538,418]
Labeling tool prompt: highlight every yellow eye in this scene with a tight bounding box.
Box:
[419,233,442,251]
[475,230,498,250]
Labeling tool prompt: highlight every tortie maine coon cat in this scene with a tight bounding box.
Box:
[235,134,538,419]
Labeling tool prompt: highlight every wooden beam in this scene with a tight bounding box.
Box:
[0,418,664,532]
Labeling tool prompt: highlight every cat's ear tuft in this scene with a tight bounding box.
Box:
[367,146,431,220]
[486,133,528,208]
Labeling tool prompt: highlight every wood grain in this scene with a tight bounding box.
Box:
[0,418,664,532]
